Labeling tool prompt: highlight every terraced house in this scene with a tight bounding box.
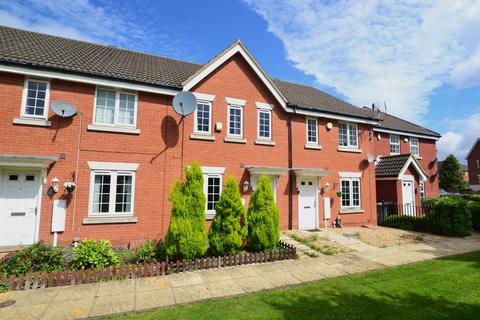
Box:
[0,26,441,247]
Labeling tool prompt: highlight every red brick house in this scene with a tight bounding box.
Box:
[0,26,440,247]
[466,139,480,191]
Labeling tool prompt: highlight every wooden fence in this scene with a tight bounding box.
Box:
[0,241,296,292]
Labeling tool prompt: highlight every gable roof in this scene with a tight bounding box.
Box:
[375,154,427,181]
[465,138,480,160]
[0,25,439,138]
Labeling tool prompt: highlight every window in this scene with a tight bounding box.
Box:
[94,88,137,127]
[419,182,426,199]
[22,79,50,118]
[306,117,318,144]
[258,109,271,140]
[390,134,400,155]
[410,137,420,156]
[478,174,480,183]
[228,105,243,137]
[194,101,211,134]
[202,166,225,218]
[477,160,480,169]
[338,122,358,148]
[340,178,361,209]
[89,170,135,216]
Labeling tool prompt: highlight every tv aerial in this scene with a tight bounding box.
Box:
[51,100,77,117]
[172,91,197,117]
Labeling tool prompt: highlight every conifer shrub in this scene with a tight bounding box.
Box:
[208,177,247,256]
[247,175,280,251]
[164,162,207,260]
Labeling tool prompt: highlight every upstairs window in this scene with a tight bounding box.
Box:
[194,101,212,135]
[94,88,137,127]
[410,137,420,157]
[228,105,243,137]
[339,122,358,148]
[306,117,318,145]
[258,109,272,140]
[476,160,480,169]
[22,79,50,119]
[390,134,400,155]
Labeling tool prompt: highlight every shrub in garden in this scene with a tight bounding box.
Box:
[247,175,280,251]
[431,197,471,237]
[131,239,163,264]
[208,177,247,255]
[164,162,207,260]
[467,201,480,232]
[0,242,65,276]
[70,239,119,270]
[381,215,429,232]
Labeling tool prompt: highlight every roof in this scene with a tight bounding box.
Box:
[465,138,480,160]
[0,25,439,138]
[375,154,411,178]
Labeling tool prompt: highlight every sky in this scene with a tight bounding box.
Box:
[1,0,479,162]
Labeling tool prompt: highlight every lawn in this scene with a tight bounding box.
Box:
[112,252,480,320]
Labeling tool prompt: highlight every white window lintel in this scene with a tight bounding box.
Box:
[225,97,246,106]
[256,102,273,110]
[88,161,139,171]
[193,92,215,102]
[339,172,362,178]
[201,166,225,175]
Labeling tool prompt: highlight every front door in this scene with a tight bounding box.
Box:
[0,172,40,246]
[298,178,317,230]
[401,177,416,216]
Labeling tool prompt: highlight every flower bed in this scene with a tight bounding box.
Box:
[0,241,296,292]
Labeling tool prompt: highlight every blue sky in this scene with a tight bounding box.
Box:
[1,0,479,162]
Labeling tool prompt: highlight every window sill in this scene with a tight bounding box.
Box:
[255,139,276,146]
[83,216,138,224]
[206,213,216,220]
[190,133,215,141]
[304,144,322,150]
[337,146,362,153]
[224,136,247,144]
[415,156,422,160]
[13,117,51,127]
[87,124,140,135]
[339,208,364,214]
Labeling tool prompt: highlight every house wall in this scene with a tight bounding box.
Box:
[467,142,480,187]
[376,180,398,203]
[374,132,439,198]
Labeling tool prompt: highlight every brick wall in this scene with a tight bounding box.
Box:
[467,142,480,186]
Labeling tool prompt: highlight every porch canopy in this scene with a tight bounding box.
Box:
[375,154,427,181]
[0,154,58,168]
[245,165,288,176]
[291,168,331,177]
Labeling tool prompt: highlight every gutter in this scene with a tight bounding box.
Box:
[287,107,296,230]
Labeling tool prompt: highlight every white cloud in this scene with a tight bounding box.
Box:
[244,0,480,123]
[437,113,480,162]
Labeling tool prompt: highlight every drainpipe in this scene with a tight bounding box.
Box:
[287,107,296,230]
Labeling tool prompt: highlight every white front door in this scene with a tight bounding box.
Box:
[298,178,317,230]
[0,172,40,246]
[401,177,416,216]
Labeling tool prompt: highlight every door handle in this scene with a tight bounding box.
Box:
[304,206,311,209]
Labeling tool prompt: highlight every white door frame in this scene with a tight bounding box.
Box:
[0,168,44,245]
[297,176,319,230]
[401,175,416,216]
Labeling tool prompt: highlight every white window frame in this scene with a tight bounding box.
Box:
[194,100,213,135]
[476,160,480,169]
[201,167,225,219]
[21,78,51,119]
[227,105,244,138]
[87,162,138,217]
[93,87,138,128]
[410,137,420,157]
[306,117,318,145]
[419,181,426,199]
[340,178,361,209]
[257,109,272,140]
[390,134,400,155]
[338,122,359,149]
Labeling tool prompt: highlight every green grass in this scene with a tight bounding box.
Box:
[112,252,480,320]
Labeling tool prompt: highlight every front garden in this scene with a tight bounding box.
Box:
[0,162,295,292]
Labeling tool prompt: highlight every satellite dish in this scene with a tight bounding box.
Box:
[51,100,77,117]
[367,153,375,163]
[172,91,197,116]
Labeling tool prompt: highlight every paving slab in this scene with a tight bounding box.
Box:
[262,271,302,287]
[0,302,49,320]
[89,293,135,317]
[96,279,135,297]
[40,297,93,320]
[235,275,275,293]
[136,277,171,292]
[52,283,98,302]
[173,284,212,304]
[135,288,176,310]
[168,272,204,288]
[205,279,245,298]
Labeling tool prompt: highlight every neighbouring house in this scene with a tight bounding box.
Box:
[0,26,440,247]
[466,139,480,191]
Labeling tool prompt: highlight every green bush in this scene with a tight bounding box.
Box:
[208,177,247,255]
[467,201,480,232]
[431,197,471,237]
[164,162,207,260]
[381,215,429,232]
[131,239,163,264]
[70,239,119,270]
[247,175,280,251]
[0,242,65,276]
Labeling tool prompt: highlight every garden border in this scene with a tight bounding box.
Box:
[0,241,296,291]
